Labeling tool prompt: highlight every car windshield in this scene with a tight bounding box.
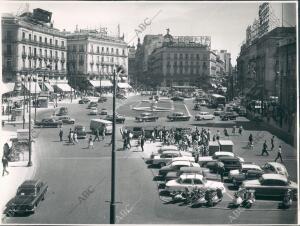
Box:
[17,188,35,196]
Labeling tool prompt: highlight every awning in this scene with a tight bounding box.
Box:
[89,80,113,88]
[44,83,54,92]
[55,83,72,92]
[1,82,16,94]
[23,82,41,94]
[117,83,132,89]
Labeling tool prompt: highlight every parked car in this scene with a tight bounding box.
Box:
[171,96,184,101]
[241,174,297,199]
[151,151,195,167]
[262,162,289,178]
[195,112,215,121]
[56,107,68,116]
[220,112,238,121]
[79,98,90,104]
[198,152,244,167]
[98,96,107,103]
[232,169,264,187]
[9,180,48,215]
[54,115,75,124]
[205,156,243,173]
[89,107,98,115]
[35,118,63,128]
[165,174,226,193]
[149,145,178,159]
[74,125,87,139]
[99,108,108,115]
[159,160,200,176]
[87,102,98,109]
[167,112,190,121]
[228,163,263,181]
[105,114,125,124]
[213,108,224,116]
[117,93,127,99]
[135,112,159,122]
[199,100,208,106]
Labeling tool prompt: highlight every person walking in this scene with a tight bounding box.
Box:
[217,161,225,182]
[59,128,63,142]
[238,126,243,136]
[68,128,72,143]
[274,145,283,163]
[207,129,211,141]
[270,136,275,151]
[88,135,94,149]
[70,130,74,144]
[94,129,101,142]
[151,131,156,143]
[73,132,78,144]
[140,135,145,152]
[2,155,9,176]
[127,131,132,149]
[224,128,229,137]
[261,140,269,156]
[248,133,253,149]
[101,127,106,141]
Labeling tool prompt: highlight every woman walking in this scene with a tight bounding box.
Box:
[88,135,94,149]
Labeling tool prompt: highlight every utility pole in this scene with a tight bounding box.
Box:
[28,75,32,167]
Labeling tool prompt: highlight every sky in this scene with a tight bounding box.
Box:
[1,1,297,66]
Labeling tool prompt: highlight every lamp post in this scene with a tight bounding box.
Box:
[28,74,33,167]
[34,74,38,122]
[20,73,26,129]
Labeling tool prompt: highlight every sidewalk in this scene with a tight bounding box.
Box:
[0,130,37,223]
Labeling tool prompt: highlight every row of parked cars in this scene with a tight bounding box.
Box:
[146,145,297,201]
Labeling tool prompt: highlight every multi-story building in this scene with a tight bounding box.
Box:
[66,29,128,91]
[2,9,68,92]
[219,50,231,76]
[128,45,136,85]
[147,30,214,88]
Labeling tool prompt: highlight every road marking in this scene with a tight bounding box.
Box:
[184,103,192,117]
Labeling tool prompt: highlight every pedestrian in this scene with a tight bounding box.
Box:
[101,127,106,141]
[248,133,253,149]
[217,161,225,182]
[68,128,72,143]
[207,129,211,141]
[216,130,220,140]
[94,129,101,142]
[123,136,128,150]
[127,131,133,149]
[59,128,63,142]
[239,126,243,136]
[271,136,275,151]
[151,131,156,143]
[158,130,163,142]
[274,145,283,162]
[261,140,269,156]
[2,155,9,176]
[224,128,229,137]
[70,130,74,144]
[212,135,216,141]
[73,132,78,144]
[88,135,94,149]
[140,135,145,152]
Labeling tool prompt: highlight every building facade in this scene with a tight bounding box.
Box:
[66,29,128,91]
[2,10,67,87]
[147,31,214,88]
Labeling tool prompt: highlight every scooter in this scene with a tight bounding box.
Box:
[190,188,207,207]
[282,189,293,209]
[231,188,255,208]
[205,188,223,207]
[243,190,255,208]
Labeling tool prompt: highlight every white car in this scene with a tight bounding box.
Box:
[262,162,289,178]
[228,163,262,181]
[152,151,193,167]
[89,107,98,115]
[165,173,226,193]
[195,112,215,121]
[198,151,245,166]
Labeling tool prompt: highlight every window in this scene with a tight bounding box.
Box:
[39,49,42,56]
[50,39,52,45]
[61,41,65,47]
[97,46,100,53]
[122,49,125,55]
[22,46,26,54]
[111,57,114,62]
[29,47,31,55]
[39,60,42,68]
[39,36,42,43]
[101,56,104,62]
[45,37,47,44]
[111,48,114,53]
[102,47,104,52]
[194,179,203,185]
[50,50,52,57]
[34,35,36,41]
[185,53,188,59]
[182,179,192,184]
[90,44,93,52]
[174,53,178,59]
[55,51,58,57]
[55,39,58,46]
[55,62,58,70]
[61,52,64,58]
[179,53,183,59]
[29,34,32,41]
[34,48,37,56]
[22,32,26,39]
[45,50,47,57]
[22,59,25,68]
[196,54,200,60]
[97,56,100,62]
[29,60,31,68]
[116,49,119,55]
[106,47,109,53]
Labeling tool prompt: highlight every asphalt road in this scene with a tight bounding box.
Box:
[5,95,298,224]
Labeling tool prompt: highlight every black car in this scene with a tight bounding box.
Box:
[167,112,190,121]
[87,102,98,109]
[79,98,90,104]
[171,96,184,101]
[206,156,242,173]
[232,169,264,187]
[220,112,238,121]
[56,107,68,116]
[9,180,48,215]
[35,118,63,128]
[105,114,125,124]
[135,113,159,122]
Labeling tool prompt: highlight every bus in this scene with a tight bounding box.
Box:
[210,94,226,108]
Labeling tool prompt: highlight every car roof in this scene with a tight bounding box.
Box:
[180,167,202,173]
[242,164,261,170]
[218,156,239,160]
[218,140,234,145]
[266,162,287,169]
[20,180,40,187]
[160,150,180,155]
[172,160,191,165]
[180,173,203,180]
[261,173,288,182]
[159,145,178,150]
[214,151,234,156]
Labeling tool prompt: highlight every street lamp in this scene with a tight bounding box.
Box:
[110,64,126,224]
